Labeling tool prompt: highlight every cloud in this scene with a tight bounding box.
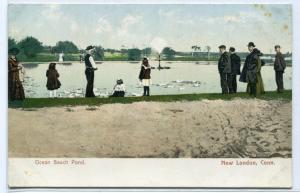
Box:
[42,4,64,21]
[8,23,22,39]
[176,19,195,25]
[95,18,112,33]
[121,15,142,28]
[223,15,240,23]
[117,15,142,36]
[70,22,78,32]
[158,9,177,18]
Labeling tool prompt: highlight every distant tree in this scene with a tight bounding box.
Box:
[162,47,176,60]
[104,48,118,54]
[128,48,142,61]
[191,45,201,57]
[142,47,152,57]
[43,45,52,53]
[94,46,105,61]
[120,49,128,55]
[8,37,18,50]
[191,45,197,56]
[206,46,211,60]
[53,41,78,53]
[18,36,43,58]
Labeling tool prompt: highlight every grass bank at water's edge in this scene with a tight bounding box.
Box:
[8,90,292,109]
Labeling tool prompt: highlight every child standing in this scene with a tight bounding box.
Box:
[46,63,61,98]
[110,79,126,97]
[139,58,151,96]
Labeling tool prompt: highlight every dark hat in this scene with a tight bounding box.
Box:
[218,45,226,49]
[229,47,235,52]
[247,42,255,47]
[8,47,19,55]
[275,45,281,49]
[117,79,123,84]
[86,45,95,51]
[49,62,56,69]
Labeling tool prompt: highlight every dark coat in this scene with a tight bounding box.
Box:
[230,53,241,75]
[218,51,231,74]
[139,65,151,79]
[240,48,263,83]
[274,52,286,72]
[8,57,25,100]
[46,69,61,90]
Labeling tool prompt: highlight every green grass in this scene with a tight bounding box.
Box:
[104,55,128,61]
[19,53,79,62]
[8,90,292,109]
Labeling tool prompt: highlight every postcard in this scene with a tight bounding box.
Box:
[7,2,292,188]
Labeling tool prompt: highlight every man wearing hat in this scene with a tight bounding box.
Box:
[240,42,265,96]
[229,47,241,93]
[84,45,98,97]
[218,45,232,94]
[274,45,286,93]
[8,47,25,100]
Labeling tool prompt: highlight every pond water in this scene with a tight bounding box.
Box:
[22,61,292,98]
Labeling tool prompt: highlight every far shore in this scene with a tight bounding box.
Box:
[20,60,293,67]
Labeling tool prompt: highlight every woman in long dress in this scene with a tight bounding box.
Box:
[46,63,61,98]
[8,48,25,100]
[139,58,151,96]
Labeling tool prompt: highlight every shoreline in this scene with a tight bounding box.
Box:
[8,90,292,109]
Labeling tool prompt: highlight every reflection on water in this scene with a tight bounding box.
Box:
[22,63,39,69]
[21,61,292,98]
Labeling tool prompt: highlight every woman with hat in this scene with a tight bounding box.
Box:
[240,42,265,96]
[139,58,151,96]
[8,47,25,100]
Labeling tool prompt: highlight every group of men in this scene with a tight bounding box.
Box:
[218,45,241,94]
[218,42,286,96]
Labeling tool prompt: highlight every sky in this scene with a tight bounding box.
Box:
[8,4,292,53]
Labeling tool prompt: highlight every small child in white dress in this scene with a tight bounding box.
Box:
[110,79,125,97]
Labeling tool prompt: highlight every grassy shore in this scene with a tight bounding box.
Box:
[8,90,292,109]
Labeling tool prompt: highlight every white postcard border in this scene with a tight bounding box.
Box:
[8,158,292,188]
[1,0,300,191]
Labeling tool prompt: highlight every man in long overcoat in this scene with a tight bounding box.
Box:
[240,42,264,96]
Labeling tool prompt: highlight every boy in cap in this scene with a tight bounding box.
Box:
[274,45,286,93]
[218,45,232,94]
[84,45,98,97]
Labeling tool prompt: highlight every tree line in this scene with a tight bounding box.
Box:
[8,36,178,61]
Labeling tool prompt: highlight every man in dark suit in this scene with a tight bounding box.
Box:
[84,45,98,97]
[274,45,286,93]
[229,47,241,93]
[218,45,232,94]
